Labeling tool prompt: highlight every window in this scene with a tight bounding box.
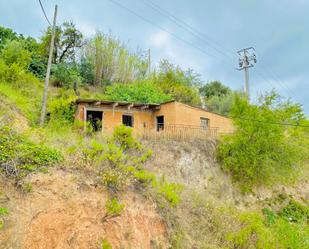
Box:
[200,117,209,130]
[156,116,164,131]
[122,114,133,127]
[86,110,103,131]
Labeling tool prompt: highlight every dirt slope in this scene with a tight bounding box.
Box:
[0,169,168,249]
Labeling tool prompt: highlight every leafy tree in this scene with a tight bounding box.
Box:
[0,26,21,50]
[104,82,172,104]
[217,91,307,191]
[51,62,81,88]
[0,40,32,69]
[199,81,231,98]
[39,21,83,64]
[206,93,233,115]
[154,59,202,106]
[79,56,94,85]
[84,31,148,86]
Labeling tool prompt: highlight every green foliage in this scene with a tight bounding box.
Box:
[157,180,183,207]
[199,81,231,98]
[0,207,8,230]
[39,21,83,64]
[112,125,141,150]
[0,40,32,69]
[227,212,276,249]
[105,82,172,104]
[105,197,125,216]
[85,31,148,85]
[48,91,77,124]
[0,207,8,216]
[217,92,306,190]
[0,26,21,50]
[0,126,63,177]
[51,62,81,88]
[101,239,113,249]
[278,199,309,223]
[154,59,201,106]
[79,57,94,84]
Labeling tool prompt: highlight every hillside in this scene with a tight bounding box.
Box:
[0,24,309,249]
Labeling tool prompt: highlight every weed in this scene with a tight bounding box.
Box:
[101,239,112,249]
[105,197,125,217]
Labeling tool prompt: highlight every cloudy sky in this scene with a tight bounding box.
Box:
[1,0,308,114]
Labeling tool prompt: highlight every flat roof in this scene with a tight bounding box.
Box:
[76,98,160,108]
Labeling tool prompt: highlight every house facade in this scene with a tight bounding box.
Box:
[75,99,234,138]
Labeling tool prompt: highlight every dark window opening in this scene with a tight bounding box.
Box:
[86,110,103,131]
[156,116,164,131]
[122,114,133,127]
[200,117,209,130]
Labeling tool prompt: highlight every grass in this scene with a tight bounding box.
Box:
[0,82,41,125]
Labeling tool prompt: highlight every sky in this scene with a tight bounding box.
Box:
[1,0,308,114]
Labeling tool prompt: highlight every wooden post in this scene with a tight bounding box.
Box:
[40,5,58,125]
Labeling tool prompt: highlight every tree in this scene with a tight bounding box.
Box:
[199,81,231,98]
[217,91,307,191]
[39,21,83,64]
[0,26,20,50]
[84,32,148,86]
[0,40,32,69]
[154,59,202,106]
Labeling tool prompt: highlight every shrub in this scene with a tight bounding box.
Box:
[157,180,183,207]
[105,198,125,216]
[51,62,82,88]
[101,239,112,249]
[105,81,172,104]
[0,207,8,230]
[48,91,77,124]
[217,92,306,191]
[112,125,140,150]
[227,212,276,249]
[0,126,63,178]
[278,199,309,223]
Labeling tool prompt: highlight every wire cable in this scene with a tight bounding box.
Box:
[38,0,52,26]
[108,0,235,68]
[142,0,236,62]
[231,116,309,128]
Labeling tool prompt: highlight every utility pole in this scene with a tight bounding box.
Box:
[39,5,58,126]
[237,47,257,100]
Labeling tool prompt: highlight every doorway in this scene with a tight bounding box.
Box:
[86,110,103,131]
[156,116,164,131]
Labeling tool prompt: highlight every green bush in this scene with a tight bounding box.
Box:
[217,92,306,191]
[105,81,172,104]
[105,198,125,216]
[0,207,8,230]
[227,212,276,249]
[51,62,81,88]
[101,239,112,249]
[48,92,77,124]
[278,199,309,223]
[0,126,63,177]
[157,180,183,207]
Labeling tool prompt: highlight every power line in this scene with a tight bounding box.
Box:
[38,0,52,26]
[142,0,236,62]
[232,116,309,128]
[108,0,235,67]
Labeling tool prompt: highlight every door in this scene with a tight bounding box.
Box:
[156,116,164,131]
[86,110,103,131]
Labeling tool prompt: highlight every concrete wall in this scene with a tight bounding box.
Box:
[154,102,234,134]
[75,101,234,135]
[75,103,155,133]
